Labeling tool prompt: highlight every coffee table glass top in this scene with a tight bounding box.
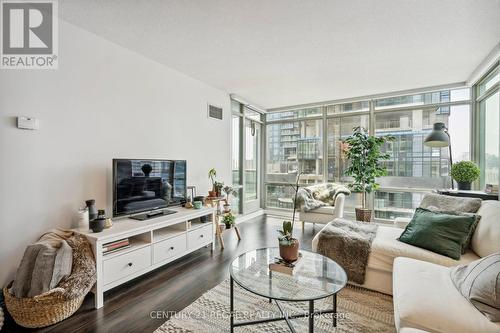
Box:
[229,247,347,301]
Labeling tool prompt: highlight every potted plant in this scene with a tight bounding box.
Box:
[343,126,394,222]
[222,185,238,212]
[222,213,235,229]
[208,168,218,197]
[214,181,224,197]
[450,161,480,190]
[277,172,302,262]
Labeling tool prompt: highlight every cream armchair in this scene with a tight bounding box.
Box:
[297,183,348,229]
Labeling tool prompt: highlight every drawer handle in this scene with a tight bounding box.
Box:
[200,234,204,238]
[127,262,133,267]
[169,246,174,250]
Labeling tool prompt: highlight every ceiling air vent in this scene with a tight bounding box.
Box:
[208,104,223,120]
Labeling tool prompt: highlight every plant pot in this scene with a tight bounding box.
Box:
[223,204,231,213]
[279,239,300,262]
[90,218,105,233]
[457,182,471,190]
[355,208,372,222]
[224,223,232,229]
[208,191,217,197]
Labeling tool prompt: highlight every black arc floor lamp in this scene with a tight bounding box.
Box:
[424,122,454,189]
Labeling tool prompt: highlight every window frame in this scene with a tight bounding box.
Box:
[264,85,473,221]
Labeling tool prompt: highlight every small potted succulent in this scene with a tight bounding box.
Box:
[277,172,302,262]
[343,127,394,222]
[208,168,218,197]
[222,185,238,212]
[222,213,235,229]
[278,221,299,262]
[450,161,480,190]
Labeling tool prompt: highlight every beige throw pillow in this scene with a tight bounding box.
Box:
[450,253,500,322]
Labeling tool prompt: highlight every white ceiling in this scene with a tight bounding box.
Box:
[61,0,500,109]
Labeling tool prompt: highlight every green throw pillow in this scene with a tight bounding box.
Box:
[398,208,476,260]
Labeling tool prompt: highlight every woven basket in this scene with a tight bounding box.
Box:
[3,283,84,328]
[3,234,96,328]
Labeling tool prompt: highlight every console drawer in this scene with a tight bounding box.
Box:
[103,246,151,285]
[153,234,187,264]
[187,225,213,249]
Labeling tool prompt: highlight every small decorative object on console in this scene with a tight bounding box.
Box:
[90,218,105,233]
[85,199,98,221]
[193,201,203,209]
[104,218,113,229]
[77,207,89,231]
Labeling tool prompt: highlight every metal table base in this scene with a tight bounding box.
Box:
[230,276,338,333]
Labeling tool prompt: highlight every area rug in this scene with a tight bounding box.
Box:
[155,279,395,333]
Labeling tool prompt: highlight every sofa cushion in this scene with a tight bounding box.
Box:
[471,200,500,257]
[368,226,479,273]
[393,257,500,333]
[420,193,482,213]
[398,208,476,260]
[426,209,481,254]
[451,253,500,322]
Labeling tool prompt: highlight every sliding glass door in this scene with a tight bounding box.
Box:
[244,119,261,213]
[231,100,263,215]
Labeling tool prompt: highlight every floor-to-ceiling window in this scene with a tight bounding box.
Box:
[265,108,324,209]
[476,65,499,190]
[264,86,473,221]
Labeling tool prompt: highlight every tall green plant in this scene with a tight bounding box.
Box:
[343,127,394,209]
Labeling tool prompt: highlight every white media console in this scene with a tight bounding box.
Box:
[75,206,215,309]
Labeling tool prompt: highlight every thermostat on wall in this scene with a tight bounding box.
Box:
[17,116,39,130]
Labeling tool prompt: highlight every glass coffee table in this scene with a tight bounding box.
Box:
[229,247,347,333]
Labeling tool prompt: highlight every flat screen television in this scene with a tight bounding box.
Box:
[113,159,187,218]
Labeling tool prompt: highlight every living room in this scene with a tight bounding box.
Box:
[0,1,499,332]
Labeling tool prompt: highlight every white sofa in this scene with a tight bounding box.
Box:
[312,200,500,333]
[393,257,500,333]
[313,200,500,295]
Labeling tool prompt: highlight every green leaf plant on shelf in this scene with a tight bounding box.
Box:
[222,185,238,213]
[277,172,303,262]
[222,213,235,229]
[207,168,224,197]
[208,168,217,197]
[343,126,395,222]
[450,161,480,191]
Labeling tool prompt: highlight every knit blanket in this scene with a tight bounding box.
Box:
[297,183,350,212]
[316,218,378,284]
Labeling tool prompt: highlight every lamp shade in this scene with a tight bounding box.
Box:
[424,122,450,147]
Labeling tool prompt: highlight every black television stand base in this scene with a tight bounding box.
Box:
[131,209,177,221]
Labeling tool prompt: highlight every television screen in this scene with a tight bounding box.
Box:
[113,159,186,217]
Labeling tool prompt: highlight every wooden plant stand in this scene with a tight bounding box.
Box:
[205,196,241,249]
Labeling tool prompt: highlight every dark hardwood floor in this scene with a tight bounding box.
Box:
[3,216,321,333]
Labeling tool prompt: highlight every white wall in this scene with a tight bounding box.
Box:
[0,21,231,286]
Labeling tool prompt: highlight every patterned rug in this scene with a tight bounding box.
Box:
[155,279,396,333]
